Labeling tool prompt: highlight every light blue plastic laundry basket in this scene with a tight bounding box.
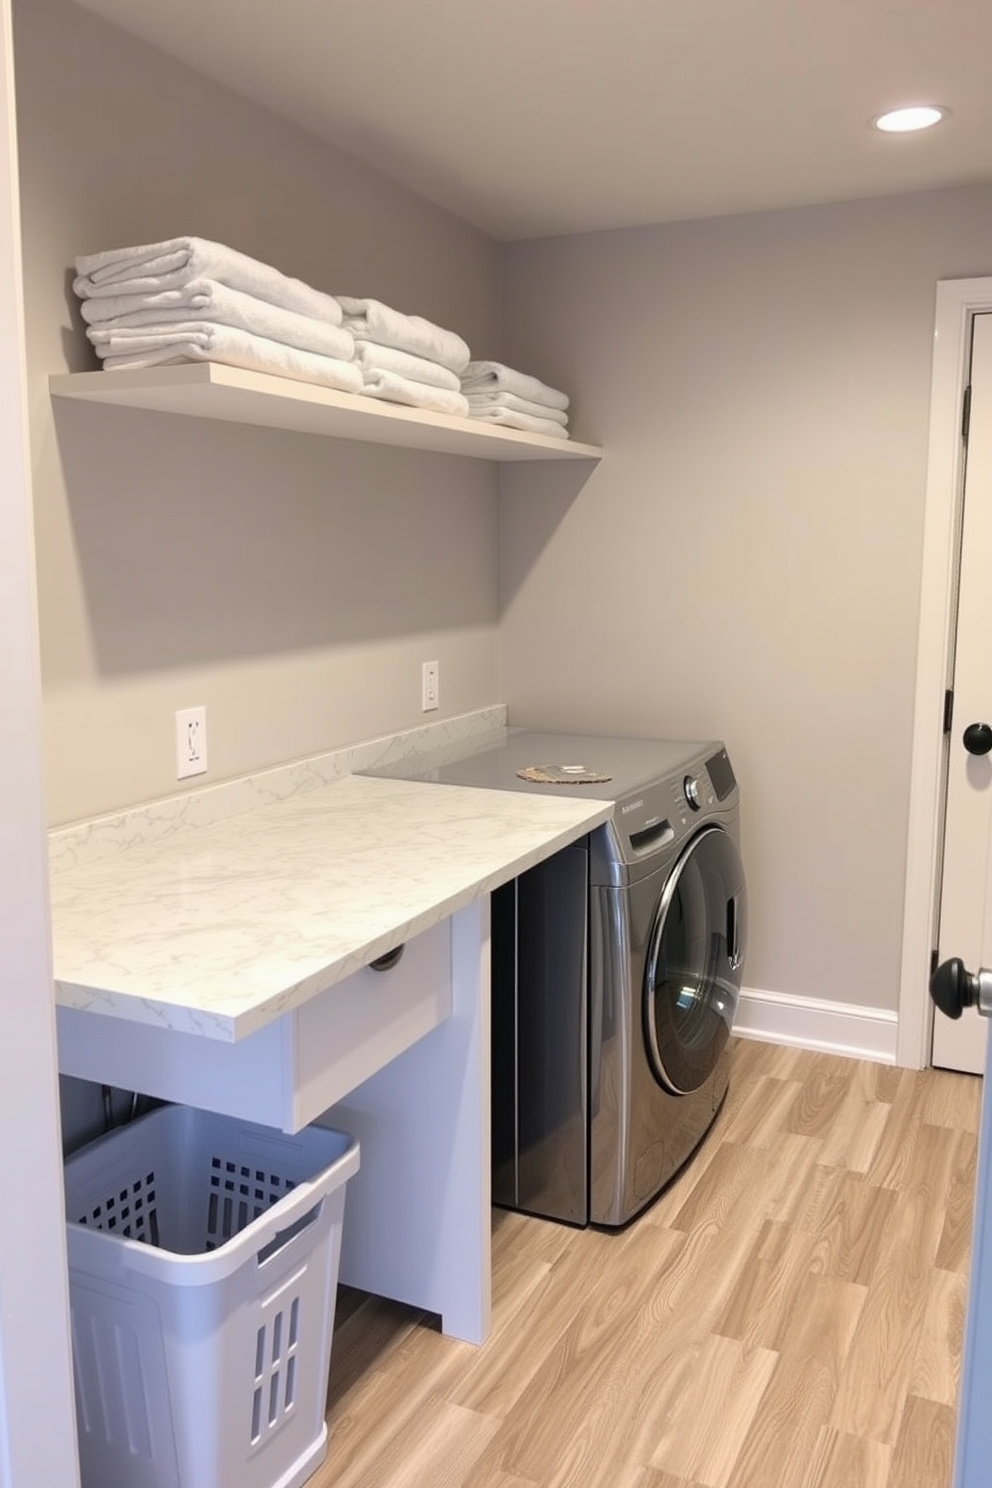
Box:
[64,1105,360,1488]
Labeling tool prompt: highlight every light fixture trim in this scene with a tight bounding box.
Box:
[873,105,949,134]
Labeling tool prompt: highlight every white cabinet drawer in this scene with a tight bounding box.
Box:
[289,923,451,1126]
[56,921,453,1133]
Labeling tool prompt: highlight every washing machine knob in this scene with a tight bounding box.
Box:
[684,775,702,810]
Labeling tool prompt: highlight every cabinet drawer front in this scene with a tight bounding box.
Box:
[57,922,453,1135]
[292,921,452,1128]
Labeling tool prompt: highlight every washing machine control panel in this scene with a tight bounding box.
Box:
[683,773,716,811]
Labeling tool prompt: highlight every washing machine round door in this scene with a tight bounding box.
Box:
[643,823,747,1095]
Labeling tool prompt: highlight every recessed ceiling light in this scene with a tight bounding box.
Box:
[873,105,949,133]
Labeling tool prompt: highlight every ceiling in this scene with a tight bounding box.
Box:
[70,0,992,241]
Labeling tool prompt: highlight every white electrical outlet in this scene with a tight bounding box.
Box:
[175,706,207,779]
[422,660,439,712]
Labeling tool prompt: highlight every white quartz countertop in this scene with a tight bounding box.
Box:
[49,773,612,1041]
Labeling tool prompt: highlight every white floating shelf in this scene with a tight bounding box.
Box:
[49,363,602,463]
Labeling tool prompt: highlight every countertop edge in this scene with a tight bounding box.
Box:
[52,784,613,1042]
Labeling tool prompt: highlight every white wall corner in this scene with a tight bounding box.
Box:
[734,986,899,1065]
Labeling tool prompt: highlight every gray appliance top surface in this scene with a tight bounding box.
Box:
[374,727,718,803]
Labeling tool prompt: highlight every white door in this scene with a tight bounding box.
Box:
[932,311,992,1075]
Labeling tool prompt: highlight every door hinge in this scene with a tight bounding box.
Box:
[963,384,972,440]
[943,688,954,734]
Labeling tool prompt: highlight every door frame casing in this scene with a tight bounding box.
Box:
[899,277,992,1068]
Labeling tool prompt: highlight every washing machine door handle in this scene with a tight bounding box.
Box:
[727,891,744,972]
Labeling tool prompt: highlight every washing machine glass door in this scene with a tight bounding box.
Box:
[643,824,747,1095]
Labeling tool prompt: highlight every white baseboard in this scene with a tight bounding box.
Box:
[733,985,899,1065]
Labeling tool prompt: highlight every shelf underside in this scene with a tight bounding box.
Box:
[49,363,602,463]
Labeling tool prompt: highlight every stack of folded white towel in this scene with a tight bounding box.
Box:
[460,361,570,439]
[336,296,471,416]
[72,238,575,438]
[73,236,364,395]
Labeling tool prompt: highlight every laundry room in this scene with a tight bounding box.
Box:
[3,1,992,1486]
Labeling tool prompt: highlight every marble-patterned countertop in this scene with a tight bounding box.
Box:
[49,772,612,1042]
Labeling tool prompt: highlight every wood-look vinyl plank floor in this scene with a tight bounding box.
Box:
[909,1267,968,1408]
[888,1395,957,1488]
[646,1333,778,1486]
[816,1067,893,1172]
[798,1168,900,1285]
[451,1225,661,1422]
[784,1053,856,1140]
[829,1124,967,1445]
[316,1040,981,1488]
[801,1428,892,1488]
[728,1272,868,1488]
[715,1218,839,1351]
[921,1068,983,1133]
[936,1130,980,1274]
[863,1071,935,1192]
[633,1474,707,1488]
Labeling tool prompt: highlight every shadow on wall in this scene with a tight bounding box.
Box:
[60,267,99,373]
[498,457,601,612]
[46,398,498,675]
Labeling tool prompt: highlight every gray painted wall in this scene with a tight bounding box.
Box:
[13,0,507,1149]
[16,0,503,826]
[499,186,992,1014]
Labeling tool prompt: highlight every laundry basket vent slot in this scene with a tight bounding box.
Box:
[76,1172,159,1245]
[206,1155,296,1250]
[250,1297,302,1446]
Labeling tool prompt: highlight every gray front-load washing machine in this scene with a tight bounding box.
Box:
[372,728,747,1228]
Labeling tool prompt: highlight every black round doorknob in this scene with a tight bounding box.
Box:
[963,722,992,755]
[930,957,980,1020]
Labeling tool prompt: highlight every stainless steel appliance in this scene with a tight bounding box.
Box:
[373,728,747,1227]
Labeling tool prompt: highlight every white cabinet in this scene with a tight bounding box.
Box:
[49,769,612,1344]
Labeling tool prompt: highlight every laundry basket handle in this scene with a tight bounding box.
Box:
[116,1135,360,1286]
[257,1201,322,1266]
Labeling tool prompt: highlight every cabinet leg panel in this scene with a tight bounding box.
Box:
[321,900,492,1344]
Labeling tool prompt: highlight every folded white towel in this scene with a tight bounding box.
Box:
[85,282,355,362]
[96,323,364,394]
[461,360,569,412]
[337,296,470,375]
[74,237,343,325]
[360,367,469,417]
[465,389,568,428]
[465,405,570,439]
[352,339,461,392]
